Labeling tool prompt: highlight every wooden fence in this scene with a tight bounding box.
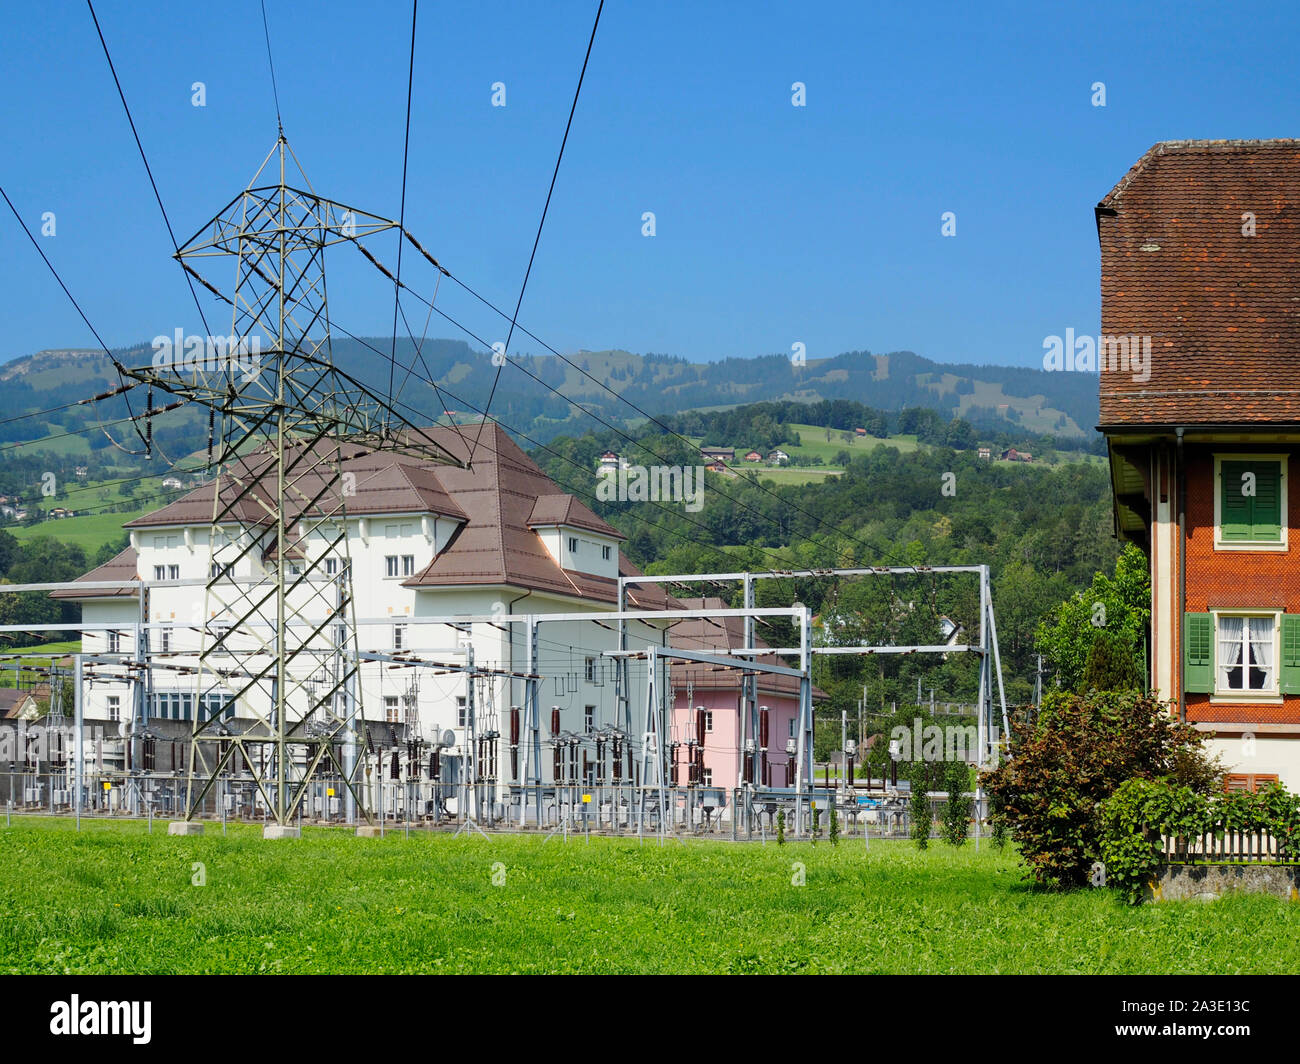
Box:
[1161,831,1297,864]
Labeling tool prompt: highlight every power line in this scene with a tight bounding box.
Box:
[386,0,419,427]
[259,0,283,130]
[471,0,604,467]
[85,0,212,340]
[439,266,919,572]
[328,318,802,577]
[0,183,149,452]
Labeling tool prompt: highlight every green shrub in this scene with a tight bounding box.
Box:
[982,690,1220,888]
[909,761,930,849]
[942,761,972,847]
[1098,779,1300,903]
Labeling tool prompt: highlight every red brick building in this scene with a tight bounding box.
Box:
[1099,139,1300,790]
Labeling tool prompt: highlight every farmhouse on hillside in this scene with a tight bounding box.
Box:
[1098,139,1300,791]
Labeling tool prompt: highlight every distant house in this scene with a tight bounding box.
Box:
[744,450,763,463]
[597,450,621,473]
[938,615,965,647]
[977,447,992,461]
[703,459,729,474]
[854,427,867,437]
[700,446,734,462]
[1000,448,1032,462]
[74,466,88,478]
[768,450,790,465]
[161,476,185,490]
[0,689,39,720]
[49,508,73,519]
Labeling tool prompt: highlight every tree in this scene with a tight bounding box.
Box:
[942,760,972,846]
[981,690,1221,888]
[1080,627,1144,692]
[909,760,931,849]
[1035,543,1149,694]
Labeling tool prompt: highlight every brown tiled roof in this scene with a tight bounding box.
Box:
[0,689,38,719]
[1097,139,1300,428]
[64,423,676,611]
[667,597,822,697]
[527,493,625,539]
[125,446,467,530]
[399,424,672,609]
[51,546,140,600]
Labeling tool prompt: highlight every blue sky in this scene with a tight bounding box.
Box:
[2,0,1297,370]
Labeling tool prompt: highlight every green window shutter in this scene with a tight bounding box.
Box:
[1282,615,1300,694]
[1221,460,1284,542]
[1250,462,1282,541]
[1184,613,1213,693]
[1220,461,1254,541]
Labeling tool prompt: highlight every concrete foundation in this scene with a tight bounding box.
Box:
[355,825,384,838]
[262,825,301,840]
[1148,862,1300,902]
[167,821,204,836]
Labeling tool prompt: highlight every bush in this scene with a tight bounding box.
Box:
[1098,779,1300,903]
[942,761,972,846]
[981,690,1221,888]
[909,761,931,849]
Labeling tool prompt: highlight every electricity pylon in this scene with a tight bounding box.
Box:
[122,133,462,826]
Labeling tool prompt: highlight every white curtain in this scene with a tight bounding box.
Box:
[1218,615,1244,688]
[1251,617,1275,688]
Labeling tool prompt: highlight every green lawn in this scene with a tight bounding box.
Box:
[3,818,1298,973]
[12,510,141,555]
[785,424,923,463]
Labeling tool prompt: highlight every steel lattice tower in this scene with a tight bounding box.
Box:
[123,134,462,826]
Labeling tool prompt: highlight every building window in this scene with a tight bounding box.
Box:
[384,696,399,724]
[456,695,467,728]
[702,768,713,787]
[584,705,595,734]
[385,555,399,577]
[167,564,180,580]
[1215,455,1287,549]
[568,536,579,553]
[585,657,596,683]
[789,718,796,738]
[601,544,611,561]
[211,623,231,653]
[325,557,339,576]
[401,554,415,576]
[106,695,120,723]
[1225,773,1280,793]
[107,630,121,654]
[1217,614,1277,694]
[160,628,171,654]
[210,562,233,580]
[153,565,165,581]
[701,710,713,733]
[393,623,407,651]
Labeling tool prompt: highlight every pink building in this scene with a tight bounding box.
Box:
[667,598,825,790]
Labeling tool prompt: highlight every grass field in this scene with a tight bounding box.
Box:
[11,510,141,554]
[2,817,1299,974]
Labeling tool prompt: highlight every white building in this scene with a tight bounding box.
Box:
[57,424,679,803]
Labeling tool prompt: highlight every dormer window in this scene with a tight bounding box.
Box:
[568,536,579,553]
[602,544,611,561]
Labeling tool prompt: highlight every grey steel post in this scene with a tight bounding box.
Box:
[794,604,812,836]
[73,653,83,830]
